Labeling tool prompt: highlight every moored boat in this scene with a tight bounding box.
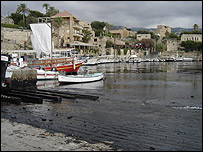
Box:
[58,73,105,84]
[37,69,59,80]
[182,57,194,62]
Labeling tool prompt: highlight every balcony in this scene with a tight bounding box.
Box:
[73,32,83,38]
[73,24,83,30]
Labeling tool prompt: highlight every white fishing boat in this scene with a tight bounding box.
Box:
[58,73,105,84]
[175,57,183,62]
[182,57,194,62]
[127,55,141,63]
[82,57,99,66]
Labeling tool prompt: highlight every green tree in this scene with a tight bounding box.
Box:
[26,10,45,28]
[181,41,202,52]
[16,3,29,28]
[82,29,92,43]
[9,12,23,25]
[91,21,107,37]
[52,17,64,48]
[42,3,50,15]
[193,24,198,31]
[47,6,59,17]
[137,30,149,34]
[156,43,165,52]
[140,39,154,50]
[106,40,114,48]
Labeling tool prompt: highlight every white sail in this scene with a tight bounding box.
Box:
[30,23,52,56]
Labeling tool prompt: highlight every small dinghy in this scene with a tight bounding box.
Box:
[58,73,105,84]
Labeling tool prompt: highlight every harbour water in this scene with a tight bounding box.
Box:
[1,62,202,151]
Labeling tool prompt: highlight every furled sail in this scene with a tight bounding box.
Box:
[30,23,52,56]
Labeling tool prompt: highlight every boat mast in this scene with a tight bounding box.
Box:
[50,21,53,68]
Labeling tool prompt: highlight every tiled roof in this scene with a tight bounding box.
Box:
[52,10,73,18]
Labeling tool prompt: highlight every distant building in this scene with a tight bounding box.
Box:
[109,27,135,39]
[1,16,14,24]
[154,25,171,39]
[137,34,151,41]
[181,34,202,42]
[166,39,180,52]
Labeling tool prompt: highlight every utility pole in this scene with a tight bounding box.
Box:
[114,36,116,58]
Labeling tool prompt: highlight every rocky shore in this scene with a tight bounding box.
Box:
[1,118,118,151]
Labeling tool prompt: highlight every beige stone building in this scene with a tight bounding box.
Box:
[166,39,180,52]
[109,27,135,39]
[38,10,96,49]
[181,34,202,42]
[137,34,151,41]
[154,25,171,39]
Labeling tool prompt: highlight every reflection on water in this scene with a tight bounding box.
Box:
[59,80,104,89]
[37,62,202,91]
[82,62,202,74]
[3,62,202,151]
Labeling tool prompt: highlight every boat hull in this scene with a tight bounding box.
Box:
[37,70,59,80]
[58,73,104,84]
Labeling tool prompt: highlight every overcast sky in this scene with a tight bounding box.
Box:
[1,1,202,28]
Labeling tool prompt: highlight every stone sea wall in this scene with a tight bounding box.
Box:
[1,27,32,50]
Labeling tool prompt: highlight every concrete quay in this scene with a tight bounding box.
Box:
[1,118,118,151]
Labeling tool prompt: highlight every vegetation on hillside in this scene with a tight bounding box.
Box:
[7,3,59,29]
[1,23,20,29]
[180,41,202,52]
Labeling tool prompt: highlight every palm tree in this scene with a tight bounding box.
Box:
[16,3,29,29]
[193,24,198,31]
[82,29,92,43]
[46,6,59,17]
[52,17,64,48]
[42,3,50,15]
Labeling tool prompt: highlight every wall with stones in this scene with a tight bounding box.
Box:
[1,28,32,50]
[166,39,180,52]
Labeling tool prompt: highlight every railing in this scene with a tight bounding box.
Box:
[24,57,74,67]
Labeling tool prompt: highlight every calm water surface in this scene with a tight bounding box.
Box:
[2,62,202,151]
[38,62,202,108]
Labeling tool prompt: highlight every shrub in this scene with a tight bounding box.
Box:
[1,23,20,29]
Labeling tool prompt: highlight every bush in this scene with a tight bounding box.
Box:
[124,48,128,55]
[106,40,114,48]
[181,41,202,52]
[1,23,20,29]
[117,48,121,55]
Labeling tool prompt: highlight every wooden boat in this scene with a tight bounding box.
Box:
[58,73,105,84]
[28,23,83,76]
[24,57,83,77]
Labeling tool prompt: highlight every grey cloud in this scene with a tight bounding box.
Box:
[1,1,202,28]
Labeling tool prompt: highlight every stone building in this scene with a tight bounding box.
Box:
[38,10,96,49]
[137,34,151,41]
[166,39,180,52]
[154,25,171,39]
[109,27,135,39]
[181,34,202,42]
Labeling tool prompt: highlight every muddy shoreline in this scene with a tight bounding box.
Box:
[1,62,202,151]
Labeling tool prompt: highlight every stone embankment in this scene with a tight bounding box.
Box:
[1,27,32,50]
